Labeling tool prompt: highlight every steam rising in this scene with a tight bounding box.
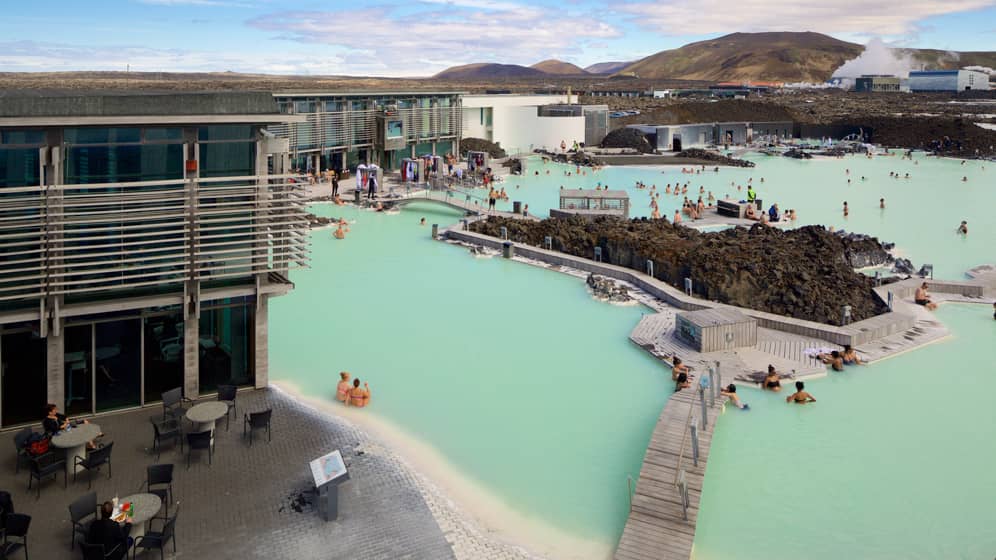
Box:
[963,65,995,76]
[832,38,916,79]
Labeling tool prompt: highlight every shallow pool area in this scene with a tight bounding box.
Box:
[694,303,996,560]
[270,152,995,559]
[513,154,993,279]
[269,202,669,555]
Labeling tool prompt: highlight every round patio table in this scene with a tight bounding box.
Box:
[50,423,101,475]
[117,493,162,539]
[186,401,228,445]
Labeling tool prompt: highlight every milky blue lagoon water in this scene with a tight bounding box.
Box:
[271,153,996,558]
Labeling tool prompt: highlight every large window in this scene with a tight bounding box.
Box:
[64,127,184,184]
[144,308,185,403]
[198,302,255,392]
[199,125,256,178]
[64,324,92,416]
[0,129,44,188]
[1,328,47,427]
[95,319,141,412]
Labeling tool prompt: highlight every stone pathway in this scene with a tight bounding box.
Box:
[0,388,545,560]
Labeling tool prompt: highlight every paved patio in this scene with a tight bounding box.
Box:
[1,388,456,559]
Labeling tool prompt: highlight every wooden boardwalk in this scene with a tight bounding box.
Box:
[630,311,828,385]
[615,385,726,560]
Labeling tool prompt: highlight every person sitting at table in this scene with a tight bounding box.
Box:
[43,403,70,434]
[45,403,99,448]
[348,378,371,408]
[87,501,132,560]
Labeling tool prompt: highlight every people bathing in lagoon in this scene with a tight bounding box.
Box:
[880,198,885,209]
[842,201,849,217]
[956,220,968,235]
[768,203,780,222]
[671,357,690,381]
[786,381,816,404]
[915,282,938,310]
[674,372,691,392]
[817,350,844,371]
[762,365,781,391]
[744,204,757,220]
[334,223,346,239]
[336,372,352,403]
[721,384,747,409]
[348,378,371,408]
[673,210,682,224]
[841,345,864,366]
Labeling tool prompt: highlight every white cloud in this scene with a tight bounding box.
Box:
[247,4,620,75]
[0,40,347,74]
[617,0,996,36]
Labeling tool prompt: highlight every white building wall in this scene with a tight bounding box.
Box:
[461,94,576,154]
[491,107,584,154]
[959,70,991,91]
[462,107,491,141]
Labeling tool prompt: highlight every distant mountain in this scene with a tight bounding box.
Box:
[433,63,546,80]
[584,61,633,75]
[530,59,588,75]
[618,32,863,82]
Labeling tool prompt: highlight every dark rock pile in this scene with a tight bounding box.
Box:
[677,148,756,167]
[534,149,604,167]
[305,212,336,228]
[600,128,654,153]
[586,273,633,303]
[459,137,507,159]
[783,148,812,159]
[503,158,523,174]
[471,216,891,325]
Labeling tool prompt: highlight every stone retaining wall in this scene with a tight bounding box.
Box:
[445,228,917,347]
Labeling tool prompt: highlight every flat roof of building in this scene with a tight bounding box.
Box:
[560,189,628,198]
[274,91,465,98]
[909,70,960,76]
[0,90,304,126]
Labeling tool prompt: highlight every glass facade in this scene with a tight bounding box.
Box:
[144,307,184,404]
[95,319,141,412]
[1,328,47,426]
[64,324,92,416]
[198,302,254,392]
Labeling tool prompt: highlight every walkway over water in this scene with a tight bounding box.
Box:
[614,381,727,560]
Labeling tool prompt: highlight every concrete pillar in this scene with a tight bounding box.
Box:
[183,313,199,398]
[254,295,269,389]
[46,326,65,408]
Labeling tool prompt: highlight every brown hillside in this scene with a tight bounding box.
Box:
[530,59,588,75]
[620,32,863,82]
[433,63,545,80]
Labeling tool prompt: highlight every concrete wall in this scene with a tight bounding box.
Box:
[491,107,584,154]
[445,227,916,346]
[461,107,491,141]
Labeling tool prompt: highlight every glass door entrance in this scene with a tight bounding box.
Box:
[65,318,142,415]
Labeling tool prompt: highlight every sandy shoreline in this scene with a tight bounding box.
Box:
[271,378,614,560]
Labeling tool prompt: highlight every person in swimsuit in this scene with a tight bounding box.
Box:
[488,189,497,213]
[674,372,691,392]
[347,378,371,408]
[762,365,781,391]
[335,372,352,403]
[841,345,864,366]
[817,350,845,372]
[915,282,938,310]
[956,221,968,235]
[672,357,690,381]
[721,384,746,409]
[786,381,815,404]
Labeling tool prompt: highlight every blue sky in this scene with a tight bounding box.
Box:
[0,0,993,76]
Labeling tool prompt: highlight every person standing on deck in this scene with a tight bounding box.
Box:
[331,169,339,198]
[746,185,756,204]
[367,172,377,200]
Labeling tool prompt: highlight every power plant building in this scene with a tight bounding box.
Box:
[908,70,991,92]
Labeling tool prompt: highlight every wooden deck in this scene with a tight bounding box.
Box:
[615,385,726,560]
[630,311,828,385]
